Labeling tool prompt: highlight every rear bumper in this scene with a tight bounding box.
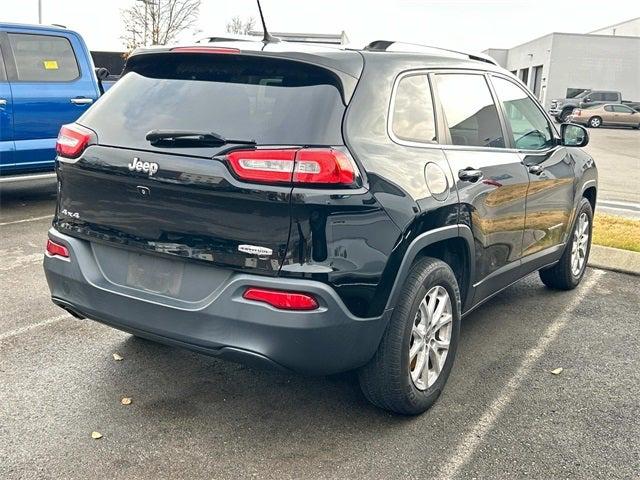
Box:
[567,116,588,126]
[43,229,391,375]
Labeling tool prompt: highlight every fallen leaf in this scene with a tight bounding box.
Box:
[91,431,103,439]
[550,367,564,375]
[112,353,123,361]
[121,397,132,405]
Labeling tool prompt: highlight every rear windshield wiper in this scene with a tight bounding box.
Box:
[146,130,256,147]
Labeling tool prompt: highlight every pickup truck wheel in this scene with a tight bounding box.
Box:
[559,108,573,122]
[539,198,593,290]
[358,257,461,415]
[588,116,602,128]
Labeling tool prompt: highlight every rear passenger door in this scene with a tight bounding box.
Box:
[3,29,98,171]
[432,72,530,304]
[602,105,616,125]
[490,74,574,270]
[0,37,14,169]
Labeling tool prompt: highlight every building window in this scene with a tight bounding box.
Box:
[531,65,543,99]
[519,68,529,87]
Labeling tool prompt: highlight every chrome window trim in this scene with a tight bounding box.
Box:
[387,69,440,149]
[387,68,516,153]
[386,67,563,156]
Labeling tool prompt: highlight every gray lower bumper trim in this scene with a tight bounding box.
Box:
[44,228,392,375]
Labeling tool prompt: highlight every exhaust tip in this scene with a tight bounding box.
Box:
[52,298,86,319]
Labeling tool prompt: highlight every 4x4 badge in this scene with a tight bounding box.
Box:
[128,157,159,176]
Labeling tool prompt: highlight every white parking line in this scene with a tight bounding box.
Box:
[599,199,640,208]
[0,313,71,342]
[0,215,53,227]
[440,269,606,480]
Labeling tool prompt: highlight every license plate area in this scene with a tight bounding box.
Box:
[126,252,184,296]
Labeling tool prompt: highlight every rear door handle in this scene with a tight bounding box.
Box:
[0,98,7,106]
[528,165,545,175]
[458,167,483,183]
[70,97,93,105]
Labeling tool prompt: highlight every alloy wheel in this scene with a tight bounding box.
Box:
[571,212,589,277]
[409,285,453,390]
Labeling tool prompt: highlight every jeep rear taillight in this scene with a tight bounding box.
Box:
[56,124,95,159]
[227,148,357,186]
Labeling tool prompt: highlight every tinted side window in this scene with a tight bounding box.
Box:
[588,92,604,101]
[492,76,554,151]
[435,74,505,148]
[612,105,632,113]
[8,33,79,82]
[603,92,619,101]
[391,74,436,143]
[0,45,6,81]
[604,105,614,112]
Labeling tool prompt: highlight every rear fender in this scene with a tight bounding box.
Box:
[384,225,475,312]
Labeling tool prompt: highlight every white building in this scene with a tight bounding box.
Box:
[484,17,640,109]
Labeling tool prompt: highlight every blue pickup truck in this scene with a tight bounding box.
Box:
[0,23,111,177]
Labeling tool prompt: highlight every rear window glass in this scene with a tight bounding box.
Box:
[0,46,6,81]
[84,54,346,148]
[391,74,436,143]
[8,33,79,82]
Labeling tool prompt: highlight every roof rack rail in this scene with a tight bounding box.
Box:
[364,40,498,66]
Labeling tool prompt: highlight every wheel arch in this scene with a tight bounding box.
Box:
[384,225,475,313]
[582,184,597,212]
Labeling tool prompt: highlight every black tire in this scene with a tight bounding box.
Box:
[358,257,461,415]
[559,108,573,122]
[539,198,593,290]
[588,116,602,128]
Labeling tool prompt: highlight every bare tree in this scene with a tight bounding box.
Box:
[122,0,201,51]
[226,16,256,35]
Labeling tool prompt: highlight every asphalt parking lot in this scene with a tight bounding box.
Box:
[580,127,640,218]
[1,128,639,478]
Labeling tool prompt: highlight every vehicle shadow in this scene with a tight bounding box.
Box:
[91,273,563,431]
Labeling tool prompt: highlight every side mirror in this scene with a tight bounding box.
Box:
[94,67,110,95]
[584,97,592,102]
[94,67,110,80]
[561,123,589,147]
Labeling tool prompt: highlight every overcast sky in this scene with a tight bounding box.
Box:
[3,0,639,52]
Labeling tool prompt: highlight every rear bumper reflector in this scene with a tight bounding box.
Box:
[243,287,319,311]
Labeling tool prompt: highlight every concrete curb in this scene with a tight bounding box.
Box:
[588,245,640,276]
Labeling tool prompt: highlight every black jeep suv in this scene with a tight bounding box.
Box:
[43,41,597,415]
